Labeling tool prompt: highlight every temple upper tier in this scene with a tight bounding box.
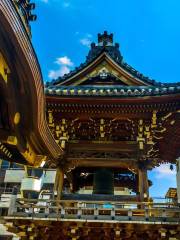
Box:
[47,31,180,88]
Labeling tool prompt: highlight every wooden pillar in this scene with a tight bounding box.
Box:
[138,167,149,202]
[54,167,64,200]
[143,169,149,199]
[138,169,144,202]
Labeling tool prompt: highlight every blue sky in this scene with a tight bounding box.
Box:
[31,0,179,197]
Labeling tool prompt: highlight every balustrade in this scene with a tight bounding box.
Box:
[0,196,179,223]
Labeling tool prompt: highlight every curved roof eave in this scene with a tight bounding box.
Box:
[45,85,180,98]
[0,0,63,164]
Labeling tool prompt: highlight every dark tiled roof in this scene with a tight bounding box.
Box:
[45,85,180,97]
[47,31,180,87]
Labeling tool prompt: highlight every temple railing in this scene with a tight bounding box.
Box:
[2,197,180,223]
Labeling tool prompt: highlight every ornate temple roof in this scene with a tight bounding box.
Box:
[47,31,180,88]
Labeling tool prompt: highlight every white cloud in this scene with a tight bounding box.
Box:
[154,164,176,179]
[55,56,73,66]
[80,38,91,47]
[80,33,93,48]
[48,66,70,79]
[48,56,73,79]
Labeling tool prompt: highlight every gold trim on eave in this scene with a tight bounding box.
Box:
[0,52,10,83]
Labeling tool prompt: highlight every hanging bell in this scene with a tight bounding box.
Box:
[170,164,174,171]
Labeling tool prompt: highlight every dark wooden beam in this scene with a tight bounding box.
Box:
[66,158,137,168]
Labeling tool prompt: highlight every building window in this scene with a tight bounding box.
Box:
[1,160,10,169]
[12,163,23,169]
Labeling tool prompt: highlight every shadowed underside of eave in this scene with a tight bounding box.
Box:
[0,0,63,166]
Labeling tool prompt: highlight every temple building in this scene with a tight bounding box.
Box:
[0,1,180,239]
[45,30,180,203]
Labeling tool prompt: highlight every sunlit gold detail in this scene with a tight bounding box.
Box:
[7,136,18,145]
[48,110,54,127]
[0,52,10,83]
[100,119,104,125]
[151,111,157,128]
[22,142,47,166]
[22,143,36,164]
[161,112,172,121]
[170,120,175,125]
[14,112,21,125]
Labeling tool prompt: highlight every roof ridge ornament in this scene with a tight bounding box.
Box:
[86,31,123,65]
[98,31,114,46]
[14,0,37,36]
